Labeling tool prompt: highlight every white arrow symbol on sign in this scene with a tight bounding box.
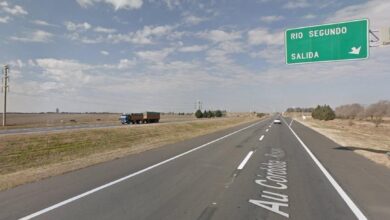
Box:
[349,46,361,55]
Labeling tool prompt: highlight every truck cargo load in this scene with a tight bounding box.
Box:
[120,112,160,124]
[143,112,160,123]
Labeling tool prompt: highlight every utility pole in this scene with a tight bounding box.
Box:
[2,65,9,127]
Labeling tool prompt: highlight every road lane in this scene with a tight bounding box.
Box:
[210,119,356,220]
[1,115,387,219]
[0,118,272,220]
[21,119,270,220]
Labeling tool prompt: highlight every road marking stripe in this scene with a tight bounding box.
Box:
[259,135,264,141]
[282,118,367,220]
[19,120,264,220]
[266,129,269,132]
[289,119,294,127]
[237,151,254,170]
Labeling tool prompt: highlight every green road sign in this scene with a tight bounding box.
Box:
[285,19,369,64]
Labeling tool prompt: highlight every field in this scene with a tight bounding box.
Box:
[287,113,390,168]
[0,115,261,191]
[0,113,196,129]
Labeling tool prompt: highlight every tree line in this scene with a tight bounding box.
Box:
[285,107,314,113]
[335,100,390,127]
[195,110,224,118]
[335,100,390,119]
[286,100,390,126]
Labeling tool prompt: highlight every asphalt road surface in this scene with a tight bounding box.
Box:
[0,116,389,220]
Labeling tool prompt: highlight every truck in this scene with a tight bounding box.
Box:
[120,112,160,124]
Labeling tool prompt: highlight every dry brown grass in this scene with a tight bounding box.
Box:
[0,116,260,191]
[288,113,390,168]
[0,113,197,129]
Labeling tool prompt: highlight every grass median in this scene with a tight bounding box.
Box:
[0,116,260,191]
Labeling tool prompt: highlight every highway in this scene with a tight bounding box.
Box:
[0,116,389,220]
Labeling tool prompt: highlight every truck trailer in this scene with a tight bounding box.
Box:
[120,112,160,124]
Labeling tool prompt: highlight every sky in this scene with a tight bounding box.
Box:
[0,0,389,113]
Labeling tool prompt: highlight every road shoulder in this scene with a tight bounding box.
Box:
[290,119,390,220]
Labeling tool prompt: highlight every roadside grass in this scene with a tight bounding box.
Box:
[288,113,390,168]
[0,116,259,190]
[0,113,196,130]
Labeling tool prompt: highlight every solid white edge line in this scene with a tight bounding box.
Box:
[281,118,367,220]
[259,135,264,141]
[19,120,264,220]
[237,151,254,170]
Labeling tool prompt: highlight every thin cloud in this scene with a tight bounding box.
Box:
[11,30,53,43]
[100,50,109,55]
[94,26,117,33]
[303,14,316,19]
[260,15,284,23]
[283,0,310,9]
[179,45,208,52]
[325,0,390,28]
[247,28,284,46]
[64,21,91,31]
[198,30,242,43]
[31,20,57,27]
[76,0,143,10]
[0,16,10,23]
[182,13,208,25]
[0,1,28,15]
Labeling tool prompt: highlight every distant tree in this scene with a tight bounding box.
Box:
[285,107,314,113]
[312,105,335,121]
[335,103,364,119]
[203,110,208,118]
[215,110,223,117]
[365,100,390,127]
[195,110,203,118]
[207,110,214,118]
[286,108,294,113]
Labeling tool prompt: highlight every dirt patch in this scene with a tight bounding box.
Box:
[0,116,261,191]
